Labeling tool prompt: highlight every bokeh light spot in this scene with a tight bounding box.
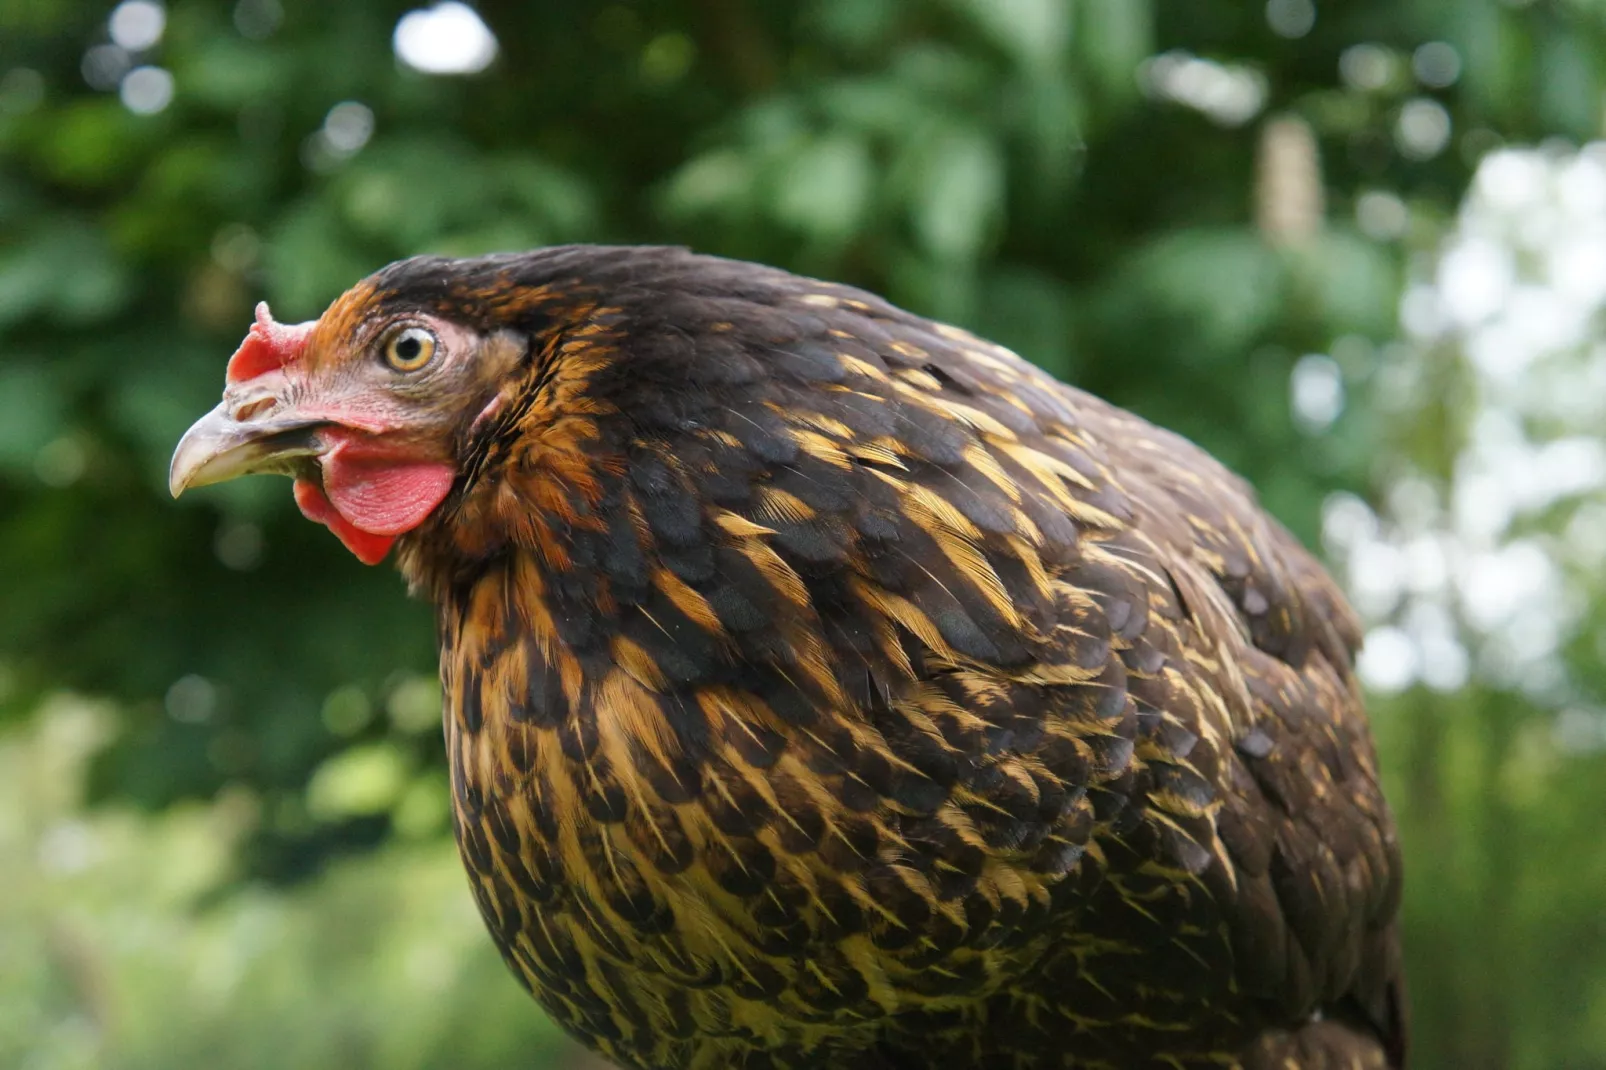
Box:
[233,0,283,39]
[394,3,498,75]
[214,519,264,571]
[1141,51,1267,127]
[1291,353,1345,432]
[109,1,166,52]
[81,44,131,91]
[1339,43,1395,92]
[1265,0,1315,39]
[1356,189,1409,240]
[387,676,443,735]
[322,686,374,737]
[1358,626,1418,693]
[640,32,696,85]
[119,65,174,114]
[322,101,374,154]
[35,436,87,487]
[166,674,218,724]
[1397,97,1451,160]
[1412,41,1461,88]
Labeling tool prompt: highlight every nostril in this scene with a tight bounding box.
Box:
[234,398,277,422]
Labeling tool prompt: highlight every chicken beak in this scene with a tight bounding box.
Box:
[169,400,326,498]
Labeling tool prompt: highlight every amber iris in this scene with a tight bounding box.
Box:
[382,324,437,371]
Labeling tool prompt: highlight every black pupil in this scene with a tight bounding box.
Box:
[395,334,422,362]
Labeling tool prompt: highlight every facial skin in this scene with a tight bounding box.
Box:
[169,298,524,563]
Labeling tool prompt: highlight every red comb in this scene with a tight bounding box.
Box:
[226,301,314,384]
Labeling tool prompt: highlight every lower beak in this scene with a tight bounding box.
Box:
[169,401,327,498]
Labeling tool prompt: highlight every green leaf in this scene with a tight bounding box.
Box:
[35,99,150,189]
[0,361,61,470]
[0,218,129,327]
[306,743,411,820]
[1075,0,1154,107]
[1305,228,1402,336]
[946,0,1070,72]
[773,134,873,242]
[182,38,288,109]
[910,128,1005,263]
[661,148,758,222]
[1538,25,1601,138]
[1107,228,1286,356]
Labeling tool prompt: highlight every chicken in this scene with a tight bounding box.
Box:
[170,246,1406,1070]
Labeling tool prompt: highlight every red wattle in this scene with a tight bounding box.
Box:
[320,449,457,537]
[292,432,456,565]
[294,479,398,566]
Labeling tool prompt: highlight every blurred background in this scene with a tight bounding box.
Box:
[3,1,1605,1067]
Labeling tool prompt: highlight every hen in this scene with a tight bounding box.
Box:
[170,246,1406,1070]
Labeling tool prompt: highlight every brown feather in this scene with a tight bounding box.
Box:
[339,246,1407,1070]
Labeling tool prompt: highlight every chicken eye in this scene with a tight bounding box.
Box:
[382,326,437,372]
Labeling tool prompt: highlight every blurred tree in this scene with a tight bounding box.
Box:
[6,1,1606,1067]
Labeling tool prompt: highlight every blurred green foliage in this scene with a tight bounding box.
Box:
[6,1,1606,1067]
[1,699,581,1069]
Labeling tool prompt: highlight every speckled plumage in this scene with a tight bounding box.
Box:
[355,247,1404,1069]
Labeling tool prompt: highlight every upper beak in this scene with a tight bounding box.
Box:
[169,400,327,498]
